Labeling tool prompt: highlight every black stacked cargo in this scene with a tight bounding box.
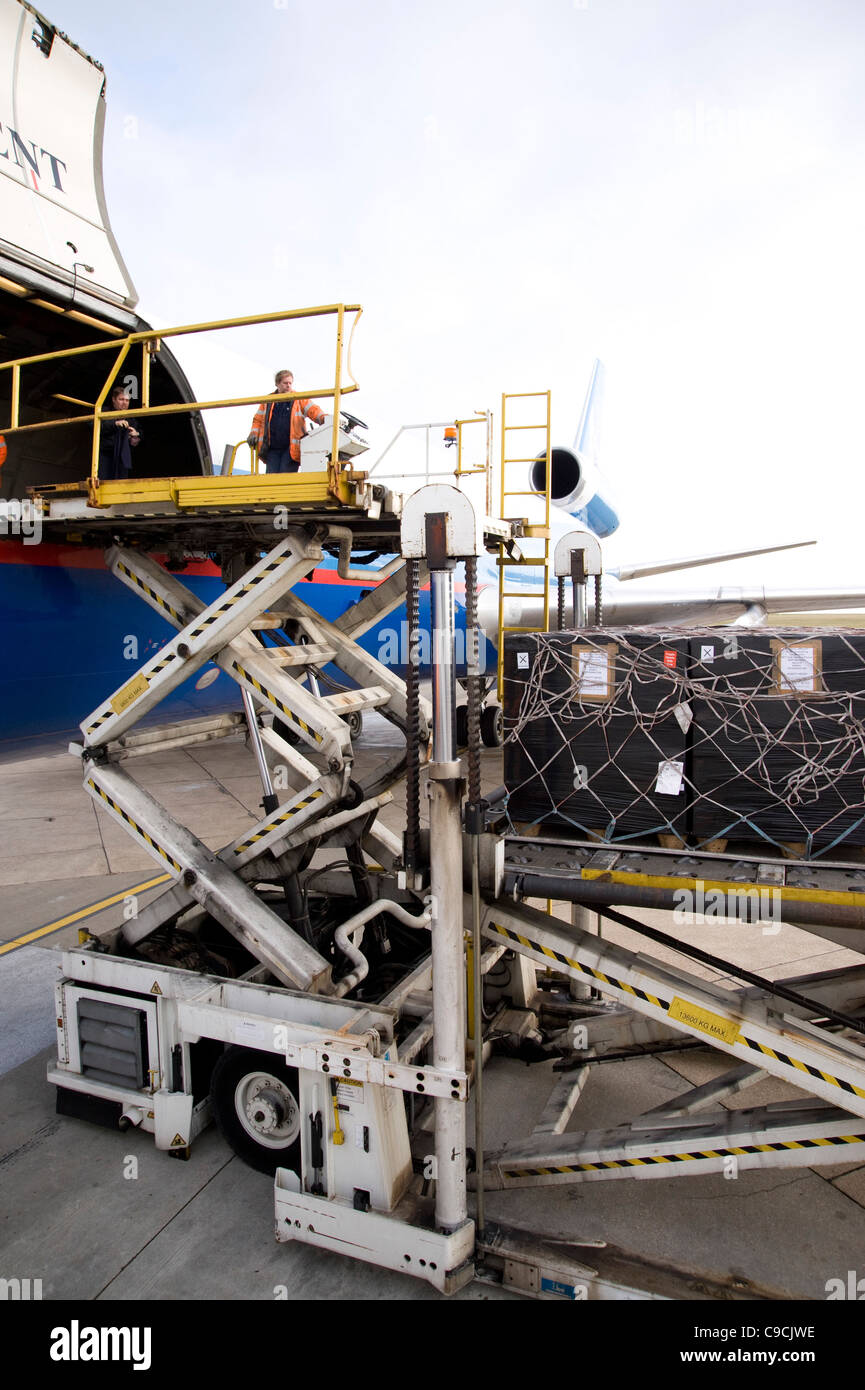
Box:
[504,628,865,858]
[688,630,865,854]
[503,629,691,840]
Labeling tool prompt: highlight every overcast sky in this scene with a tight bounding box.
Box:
[54,0,865,590]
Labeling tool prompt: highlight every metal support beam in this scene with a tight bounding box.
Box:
[333,559,430,640]
[483,1103,865,1187]
[483,898,865,1118]
[82,758,333,993]
[272,590,432,743]
[106,545,354,767]
[428,575,469,1234]
[402,486,481,1244]
[83,536,324,747]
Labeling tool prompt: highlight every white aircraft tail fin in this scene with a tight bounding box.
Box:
[574,357,605,465]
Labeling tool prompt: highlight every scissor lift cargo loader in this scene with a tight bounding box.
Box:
[44,486,865,1301]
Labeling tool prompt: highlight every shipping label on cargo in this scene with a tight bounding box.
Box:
[771,639,823,696]
[570,643,616,700]
[655,759,685,795]
[673,702,693,733]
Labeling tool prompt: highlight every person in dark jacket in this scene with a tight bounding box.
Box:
[98,385,140,480]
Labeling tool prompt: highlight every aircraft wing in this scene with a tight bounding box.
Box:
[599,586,865,627]
[611,540,816,582]
[487,583,865,638]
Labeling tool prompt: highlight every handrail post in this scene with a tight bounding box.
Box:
[485,409,493,516]
[141,341,151,409]
[497,393,506,703]
[330,303,345,491]
[91,340,133,488]
[543,389,551,633]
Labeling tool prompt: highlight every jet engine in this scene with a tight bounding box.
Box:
[529,446,619,538]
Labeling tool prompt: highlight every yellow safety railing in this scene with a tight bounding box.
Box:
[222,440,262,477]
[496,390,552,702]
[454,410,493,515]
[0,302,362,502]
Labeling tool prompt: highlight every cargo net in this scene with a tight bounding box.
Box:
[503,628,865,860]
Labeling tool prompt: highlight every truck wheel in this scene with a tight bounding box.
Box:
[343,709,363,740]
[480,705,504,748]
[210,1047,302,1176]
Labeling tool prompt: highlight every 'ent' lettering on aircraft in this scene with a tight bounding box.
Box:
[0,120,67,190]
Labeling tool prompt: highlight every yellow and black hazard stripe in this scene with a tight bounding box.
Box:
[87,779,183,873]
[84,650,177,735]
[231,662,323,744]
[187,554,288,640]
[739,1035,865,1099]
[149,651,177,678]
[115,561,185,625]
[86,710,114,734]
[103,510,227,518]
[491,920,665,1008]
[490,920,865,1103]
[234,788,325,853]
[504,1131,865,1179]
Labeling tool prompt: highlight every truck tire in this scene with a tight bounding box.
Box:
[480,704,504,748]
[343,709,363,740]
[210,1046,302,1176]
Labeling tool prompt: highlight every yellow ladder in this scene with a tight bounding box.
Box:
[497,390,552,701]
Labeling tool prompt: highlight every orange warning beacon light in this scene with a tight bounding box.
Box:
[443,425,457,448]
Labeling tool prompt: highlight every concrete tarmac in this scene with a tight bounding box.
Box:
[2,716,865,1303]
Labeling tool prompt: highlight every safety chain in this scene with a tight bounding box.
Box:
[404,557,421,871]
[465,555,483,819]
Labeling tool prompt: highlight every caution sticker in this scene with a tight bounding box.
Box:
[337,1079,364,1104]
[232,1017,269,1046]
[170,1134,187,1147]
[149,981,163,995]
[668,996,740,1045]
[111,671,149,716]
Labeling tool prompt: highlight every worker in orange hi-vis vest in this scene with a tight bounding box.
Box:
[247,368,327,474]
